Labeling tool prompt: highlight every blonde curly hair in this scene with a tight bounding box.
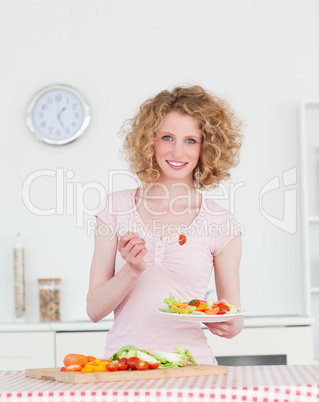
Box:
[120,85,243,190]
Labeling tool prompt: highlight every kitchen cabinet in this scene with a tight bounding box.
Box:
[0,318,313,369]
[204,326,313,365]
[300,101,319,362]
[0,332,55,370]
[55,325,313,367]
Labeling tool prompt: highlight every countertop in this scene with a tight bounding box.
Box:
[2,365,319,402]
[0,315,314,332]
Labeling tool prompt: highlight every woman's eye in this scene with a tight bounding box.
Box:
[186,139,195,144]
[162,135,172,141]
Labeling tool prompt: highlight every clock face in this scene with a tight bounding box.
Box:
[27,85,90,145]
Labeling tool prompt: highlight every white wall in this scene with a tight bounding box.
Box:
[1,0,319,322]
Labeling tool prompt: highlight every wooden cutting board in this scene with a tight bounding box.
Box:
[25,365,227,384]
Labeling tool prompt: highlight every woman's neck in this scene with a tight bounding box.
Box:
[138,181,201,210]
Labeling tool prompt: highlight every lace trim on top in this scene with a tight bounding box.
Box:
[129,187,207,244]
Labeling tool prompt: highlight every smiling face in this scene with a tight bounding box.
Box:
[154,111,202,185]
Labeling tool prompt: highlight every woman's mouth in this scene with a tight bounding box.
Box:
[166,160,188,169]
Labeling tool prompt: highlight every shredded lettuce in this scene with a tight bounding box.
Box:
[158,308,180,314]
[174,343,198,365]
[153,343,198,368]
[109,345,148,361]
[226,302,240,314]
[109,343,198,369]
[163,294,183,309]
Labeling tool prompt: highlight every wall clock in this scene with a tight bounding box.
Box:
[26,84,91,145]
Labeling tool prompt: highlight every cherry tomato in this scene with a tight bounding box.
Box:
[60,367,66,371]
[119,357,128,365]
[135,361,149,370]
[178,234,186,246]
[106,363,119,371]
[118,363,128,371]
[149,362,160,369]
[127,357,140,370]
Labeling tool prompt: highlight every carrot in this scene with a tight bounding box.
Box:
[63,354,88,367]
[204,307,219,315]
[86,355,97,363]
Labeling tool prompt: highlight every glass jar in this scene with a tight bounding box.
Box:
[38,278,61,321]
[13,233,25,321]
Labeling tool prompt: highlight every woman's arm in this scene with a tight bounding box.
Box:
[204,235,243,338]
[86,218,148,322]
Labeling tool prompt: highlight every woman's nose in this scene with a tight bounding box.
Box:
[171,142,184,159]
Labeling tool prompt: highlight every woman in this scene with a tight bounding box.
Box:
[86,85,243,364]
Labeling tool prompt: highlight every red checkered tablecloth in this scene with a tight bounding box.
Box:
[0,365,318,401]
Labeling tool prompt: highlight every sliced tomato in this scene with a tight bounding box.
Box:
[217,310,226,315]
[60,367,66,371]
[64,364,83,372]
[135,361,149,370]
[106,363,119,371]
[149,362,160,369]
[217,303,230,311]
[118,363,128,371]
[119,357,128,365]
[127,357,140,370]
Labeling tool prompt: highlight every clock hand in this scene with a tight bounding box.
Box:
[59,107,67,127]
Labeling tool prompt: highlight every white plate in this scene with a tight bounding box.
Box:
[158,308,246,322]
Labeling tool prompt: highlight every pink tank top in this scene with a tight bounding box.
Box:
[96,188,240,364]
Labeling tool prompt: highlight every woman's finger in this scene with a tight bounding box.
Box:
[120,238,146,258]
[118,232,137,249]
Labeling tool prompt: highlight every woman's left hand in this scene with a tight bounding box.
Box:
[204,314,243,339]
[203,297,243,339]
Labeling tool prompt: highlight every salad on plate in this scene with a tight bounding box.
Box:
[158,294,244,322]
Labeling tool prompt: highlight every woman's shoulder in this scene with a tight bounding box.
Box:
[96,188,135,216]
[108,188,135,201]
[203,197,237,222]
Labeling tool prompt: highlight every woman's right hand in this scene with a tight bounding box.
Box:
[118,232,148,273]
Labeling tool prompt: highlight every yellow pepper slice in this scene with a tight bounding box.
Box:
[171,307,190,314]
[81,358,110,372]
[196,302,207,311]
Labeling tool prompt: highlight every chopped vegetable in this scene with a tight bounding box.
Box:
[136,350,159,364]
[63,354,88,367]
[135,361,149,370]
[127,357,140,370]
[64,364,83,372]
[160,294,240,316]
[108,343,197,370]
[106,364,119,371]
[153,343,198,369]
[178,234,187,246]
[81,359,112,372]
